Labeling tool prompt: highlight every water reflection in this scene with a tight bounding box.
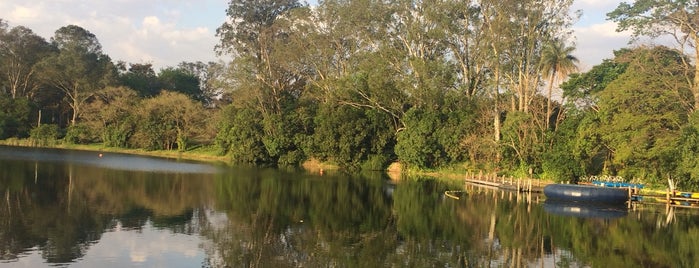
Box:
[543,200,628,219]
[0,145,220,173]
[2,146,699,267]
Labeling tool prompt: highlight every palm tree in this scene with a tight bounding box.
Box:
[540,39,579,129]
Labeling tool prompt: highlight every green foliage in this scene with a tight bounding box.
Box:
[81,87,139,148]
[36,25,115,126]
[0,25,55,99]
[117,63,160,97]
[396,108,444,169]
[130,91,206,151]
[541,114,585,182]
[560,55,629,104]
[675,112,699,190]
[360,154,391,171]
[500,111,543,169]
[310,104,393,169]
[30,124,59,146]
[4,0,699,186]
[433,98,479,165]
[64,124,94,144]
[0,96,34,139]
[215,106,270,163]
[587,46,692,183]
[158,67,203,102]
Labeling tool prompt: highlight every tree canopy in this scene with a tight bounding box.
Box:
[2,0,699,189]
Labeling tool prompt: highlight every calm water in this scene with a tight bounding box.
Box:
[1,146,698,267]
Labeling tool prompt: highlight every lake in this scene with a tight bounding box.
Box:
[0,145,698,267]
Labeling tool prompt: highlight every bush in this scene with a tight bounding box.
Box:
[361,154,391,171]
[64,124,94,144]
[395,108,444,169]
[30,124,60,146]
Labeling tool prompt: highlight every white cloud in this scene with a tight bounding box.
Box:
[1,0,225,70]
[10,5,40,21]
[573,21,632,70]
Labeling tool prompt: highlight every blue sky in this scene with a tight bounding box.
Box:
[1,0,631,71]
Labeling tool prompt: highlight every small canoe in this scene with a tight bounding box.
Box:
[544,184,629,204]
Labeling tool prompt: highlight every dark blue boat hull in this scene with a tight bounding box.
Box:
[544,184,629,204]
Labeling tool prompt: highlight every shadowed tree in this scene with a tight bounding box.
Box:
[117,63,160,97]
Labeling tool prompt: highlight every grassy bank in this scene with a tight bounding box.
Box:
[0,138,527,184]
[0,138,231,164]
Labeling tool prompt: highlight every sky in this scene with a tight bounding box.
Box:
[1,0,633,71]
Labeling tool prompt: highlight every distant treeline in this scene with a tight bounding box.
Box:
[1,0,699,189]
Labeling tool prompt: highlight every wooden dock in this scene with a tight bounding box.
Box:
[459,172,699,208]
[463,171,546,193]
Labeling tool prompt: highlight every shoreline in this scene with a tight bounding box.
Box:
[0,140,231,165]
[0,139,538,184]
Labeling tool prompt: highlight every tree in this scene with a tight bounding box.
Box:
[81,86,139,147]
[36,25,115,126]
[540,38,578,129]
[131,91,206,151]
[177,61,227,107]
[608,0,699,110]
[585,46,692,182]
[215,106,270,163]
[0,25,55,99]
[117,62,161,97]
[158,67,202,102]
[560,50,631,110]
[0,95,34,138]
[216,0,306,116]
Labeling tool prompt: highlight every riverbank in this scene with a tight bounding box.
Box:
[0,139,231,165]
[0,139,537,184]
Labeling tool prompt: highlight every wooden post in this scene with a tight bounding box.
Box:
[627,187,632,208]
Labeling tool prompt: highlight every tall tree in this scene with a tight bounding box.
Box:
[0,25,55,99]
[177,61,225,106]
[540,38,578,129]
[608,0,699,110]
[36,25,115,126]
[216,0,305,115]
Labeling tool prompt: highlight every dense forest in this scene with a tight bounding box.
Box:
[0,0,698,189]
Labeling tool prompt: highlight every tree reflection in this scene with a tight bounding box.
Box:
[3,151,699,267]
[204,167,395,267]
[0,155,214,264]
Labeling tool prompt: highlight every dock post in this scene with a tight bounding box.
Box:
[627,187,632,208]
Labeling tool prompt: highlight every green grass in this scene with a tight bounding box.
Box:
[0,139,231,164]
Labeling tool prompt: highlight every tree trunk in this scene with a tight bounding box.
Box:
[494,64,501,142]
[694,42,699,111]
[546,71,556,129]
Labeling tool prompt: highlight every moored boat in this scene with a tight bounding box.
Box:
[544,184,629,204]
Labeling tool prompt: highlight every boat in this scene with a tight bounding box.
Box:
[590,180,644,189]
[543,184,629,205]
